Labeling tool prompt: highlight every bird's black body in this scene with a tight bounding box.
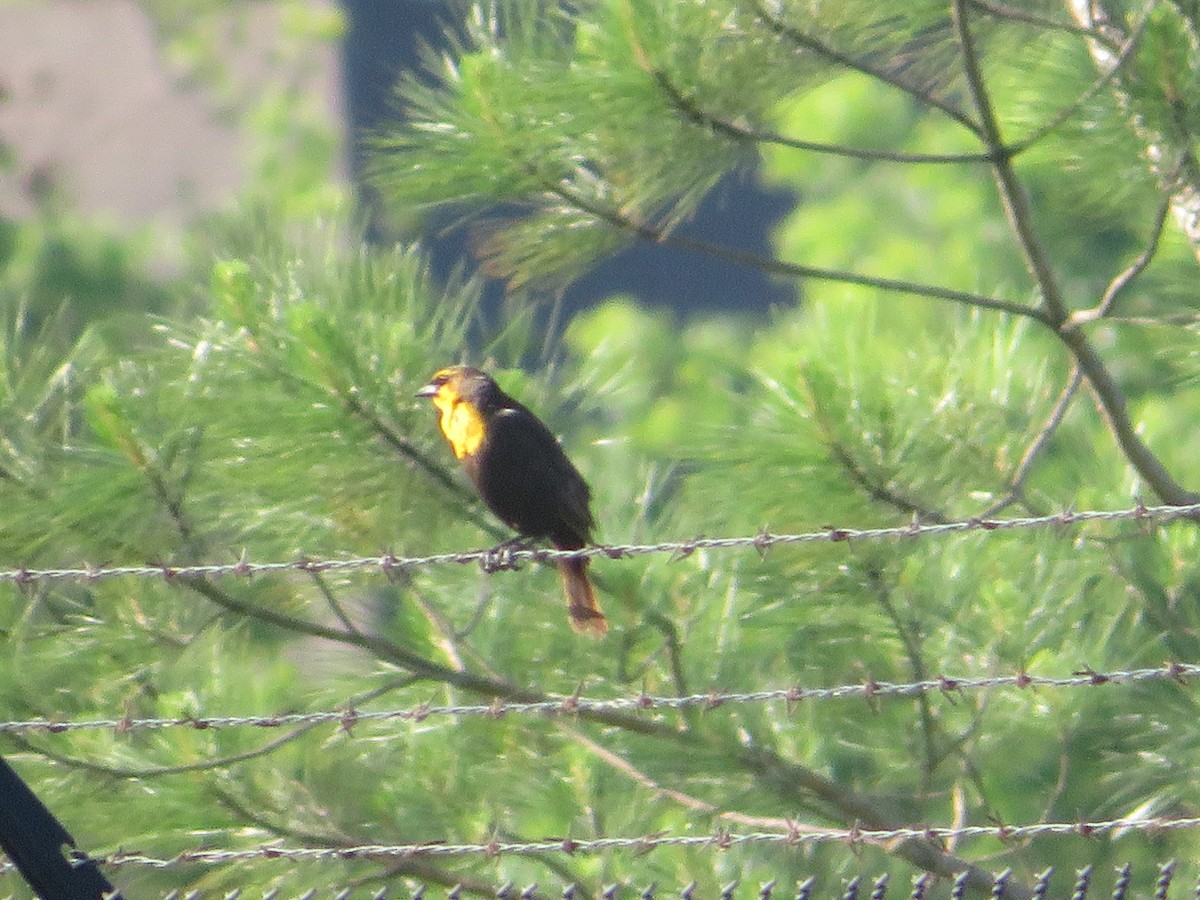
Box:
[461,386,593,551]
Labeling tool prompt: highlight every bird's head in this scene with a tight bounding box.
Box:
[416,365,495,408]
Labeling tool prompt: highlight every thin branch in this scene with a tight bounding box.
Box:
[828,441,951,524]
[1006,11,1150,156]
[181,576,549,714]
[802,370,951,524]
[1063,187,1175,330]
[340,391,508,541]
[563,723,719,816]
[968,0,1122,48]
[863,562,940,783]
[311,571,362,637]
[641,609,698,731]
[952,1,1063,318]
[3,677,421,780]
[981,366,1083,518]
[1103,313,1200,328]
[138,443,202,555]
[407,574,502,675]
[655,25,1142,169]
[4,723,319,779]
[544,177,1044,320]
[744,0,982,134]
[652,69,996,165]
[563,722,845,833]
[1058,331,1200,502]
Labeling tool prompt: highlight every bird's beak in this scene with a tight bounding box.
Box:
[415,382,439,398]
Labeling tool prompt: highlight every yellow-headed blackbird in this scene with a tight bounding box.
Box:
[417,365,607,636]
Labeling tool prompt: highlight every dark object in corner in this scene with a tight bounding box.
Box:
[0,754,119,899]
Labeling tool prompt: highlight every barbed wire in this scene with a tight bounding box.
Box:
[0,502,1196,587]
[0,661,1193,736]
[3,817,1196,874]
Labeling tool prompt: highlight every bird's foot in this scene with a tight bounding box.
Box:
[480,537,534,574]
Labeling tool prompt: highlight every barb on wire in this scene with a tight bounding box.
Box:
[4,818,1198,874]
[1,662,1195,737]
[1,502,1196,587]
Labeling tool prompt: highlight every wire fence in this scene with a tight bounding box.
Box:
[3,502,1200,893]
[0,661,1193,736]
[0,501,1195,587]
[0,862,1190,900]
[1,817,1196,874]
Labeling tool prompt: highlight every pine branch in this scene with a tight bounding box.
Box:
[952,0,1200,506]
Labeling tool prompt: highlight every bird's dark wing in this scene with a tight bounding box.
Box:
[479,405,593,546]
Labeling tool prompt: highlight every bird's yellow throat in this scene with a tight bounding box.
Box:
[432,385,486,459]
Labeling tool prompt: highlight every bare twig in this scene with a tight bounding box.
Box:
[1058,330,1200,503]
[3,726,318,779]
[311,571,362,637]
[340,391,508,540]
[656,17,1142,169]
[952,1,1063,318]
[2,676,420,779]
[564,723,720,815]
[829,441,950,523]
[1103,312,1200,328]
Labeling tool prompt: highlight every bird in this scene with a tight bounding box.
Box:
[416,365,608,635]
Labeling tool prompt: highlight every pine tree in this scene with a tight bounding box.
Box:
[2,1,1200,896]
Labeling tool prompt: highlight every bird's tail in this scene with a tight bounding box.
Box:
[558,557,607,637]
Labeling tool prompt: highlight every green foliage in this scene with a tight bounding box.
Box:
[5,0,1200,897]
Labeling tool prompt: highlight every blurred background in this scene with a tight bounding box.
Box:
[0,0,794,315]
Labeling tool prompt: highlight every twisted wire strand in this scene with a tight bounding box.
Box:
[0,502,1194,586]
[9,816,1198,873]
[0,662,1193,736]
